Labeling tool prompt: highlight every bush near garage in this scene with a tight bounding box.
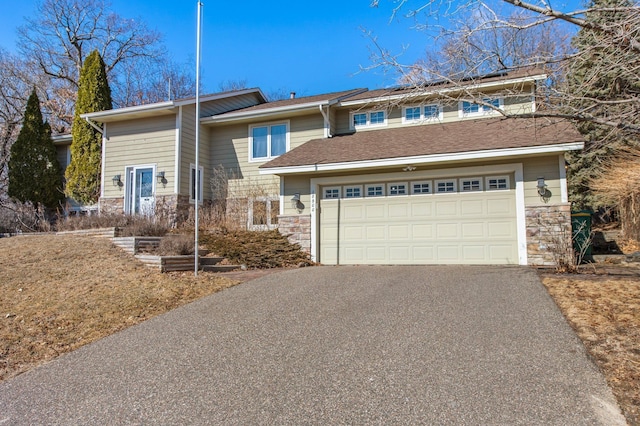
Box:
[200,229,312,269]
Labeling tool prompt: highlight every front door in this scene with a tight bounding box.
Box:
[126,167,155,216]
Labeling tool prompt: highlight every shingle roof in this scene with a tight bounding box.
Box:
[212,88,366,117]
[342,68,547,103]
[260,118,583,169]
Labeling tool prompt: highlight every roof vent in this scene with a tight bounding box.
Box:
[290,92,296,99]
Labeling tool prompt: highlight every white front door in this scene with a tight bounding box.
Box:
[126,167,155,216]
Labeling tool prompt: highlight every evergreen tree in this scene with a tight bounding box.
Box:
[565,0,640,209]
[8,89,64,210]
[65,50,112,204]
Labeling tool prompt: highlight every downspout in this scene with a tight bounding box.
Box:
[319,105,331,138]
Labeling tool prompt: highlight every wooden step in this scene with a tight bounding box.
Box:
[201,264,241,273]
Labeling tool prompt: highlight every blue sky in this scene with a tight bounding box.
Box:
[0,1,435,97]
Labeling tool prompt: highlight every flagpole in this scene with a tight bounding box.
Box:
[194,1,203,276]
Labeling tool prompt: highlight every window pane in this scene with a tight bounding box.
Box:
[405,107,420,121]
[462,101,478,115]
[437,181,455,193]
[270,200,280,224]
[482,98,501,112]
[461,179,481,191]
[324,188,340,199]
[370,111,385,124]
[389,184,407,196]
[424,105,439,119]
[412,182,431,194]
[252,201,267,225]
[252,127,268,158]
[270,124,287,156]
[345,186,361,198]
[191,167,196,200]
[367,185,384,197]
[353,113,367,126]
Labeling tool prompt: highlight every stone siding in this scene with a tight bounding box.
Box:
[98,197,124,215]
[526,203,572,266]
[278,214,311,253]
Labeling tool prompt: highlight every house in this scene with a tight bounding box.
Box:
[79,68,584,266]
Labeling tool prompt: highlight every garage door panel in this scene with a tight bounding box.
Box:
[460,199,485,216]
[320,188,517,265]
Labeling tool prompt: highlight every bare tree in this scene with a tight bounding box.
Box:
[369,0,640,135]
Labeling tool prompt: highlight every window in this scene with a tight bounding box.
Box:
[404,107,420,122]
[460,97,503,117]
[351,110,387,129]
[190,164,203,202]
[486,176,509,190]
[323,187,341,199]
[249,122,288,161]
[435,180,456,193]
[344,185,362,198]
[353,113,367,127]
[248,197,279,230]
[366,184,385,197]
[460,177,482,192]
[411,181,432,194]
[403,104,441,123]
[388,182,408,196]
[424,104,440,120]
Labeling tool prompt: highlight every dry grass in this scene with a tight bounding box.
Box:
[0,234,239,381]
[542,274,640,425]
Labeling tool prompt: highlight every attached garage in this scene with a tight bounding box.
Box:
[318,173,519,265]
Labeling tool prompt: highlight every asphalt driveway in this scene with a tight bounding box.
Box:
[0,266,626,425]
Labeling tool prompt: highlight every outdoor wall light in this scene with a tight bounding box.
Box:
[112,174,122,187]
[537,177,547,196]
[291,193,303,212]
[156,171,167,185]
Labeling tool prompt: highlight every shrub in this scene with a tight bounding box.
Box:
[157,234,194,256]
[56,213,169,237]
[200,229,312,269]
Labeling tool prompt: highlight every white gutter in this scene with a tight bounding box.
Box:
[81,101,175,121]
[84,117,104,134]
[259,141,584,175]
[339,74,547,107]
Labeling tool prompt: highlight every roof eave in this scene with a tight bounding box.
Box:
[339,74,547,107]
[201,102,329,125]
[81,102,176,122]
[259,141,583,175]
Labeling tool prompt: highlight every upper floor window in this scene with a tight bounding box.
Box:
[351,110,387,129]
[403,104,442,123]
[459,97,503,118]
[249,122,289,161]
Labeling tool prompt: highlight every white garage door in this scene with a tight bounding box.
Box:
[319,177,518,265]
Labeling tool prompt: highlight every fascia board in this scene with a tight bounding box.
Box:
[81,102,176,122]
[339,74,547,107]
[259,141,583,175]
[173,88,266,106]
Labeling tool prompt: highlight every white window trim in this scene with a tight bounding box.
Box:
[402,104,442,124]
[387,182,408,196]
[350,110,388,130]
[435,179,457,194]
[486,175,511,191]
[343,185,363,198]
[458,97,504,118]
[248,120,290,163]
[323,186,341,199]
[411,180,432,195]
[189,164,204,204]
[365,183,385,197]
[248,196,280,231]
[460,177,484,192]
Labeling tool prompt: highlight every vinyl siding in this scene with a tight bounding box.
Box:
[103,115,176,199]
[334,93,535,134]
[55,144,70,173]
[522,155,562,205]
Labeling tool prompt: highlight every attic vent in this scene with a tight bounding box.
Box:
[290,92,296,99]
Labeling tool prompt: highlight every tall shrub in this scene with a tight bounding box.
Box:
[8,89,64,210]
[65,50,112,204]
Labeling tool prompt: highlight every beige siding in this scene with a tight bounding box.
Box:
[522,155,562,205]
[334,92,534,134]
[103,115,176,198]
[55,144,70,172]
[283,176,313,215]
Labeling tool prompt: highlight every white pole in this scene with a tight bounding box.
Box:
[194,1,203,276]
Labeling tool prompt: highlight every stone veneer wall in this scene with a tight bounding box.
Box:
[98,197,124,215]
[525,203,573,266]
[155,194,192,227]
[278,215,311,253]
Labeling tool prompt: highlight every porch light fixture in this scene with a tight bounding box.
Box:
[402,165,416,172]
[156,171,166,185]
[291,193,303,212]
[112,174,122,187]
[537,177,547,196]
